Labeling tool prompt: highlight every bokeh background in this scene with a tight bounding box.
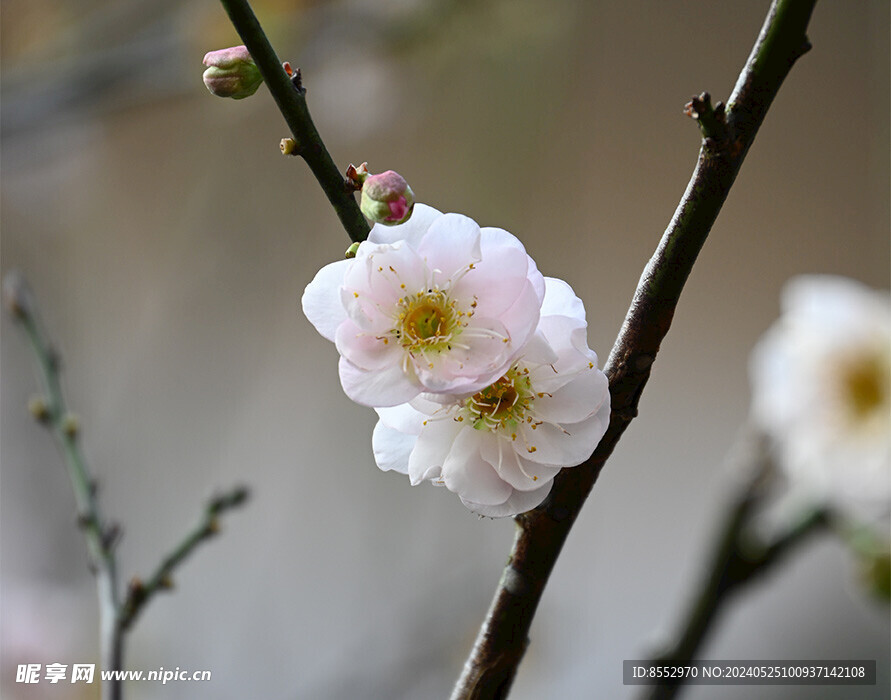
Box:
[2,1,888,698]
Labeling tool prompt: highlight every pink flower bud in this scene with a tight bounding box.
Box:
[202,46,263,100]
[360,171,415,225]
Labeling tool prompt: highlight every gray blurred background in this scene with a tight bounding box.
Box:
[2,1,888,698]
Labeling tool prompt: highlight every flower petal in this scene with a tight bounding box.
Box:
[407,417,463,484]
[301,258,351,341]
[540,276,586,324]
[479,438,561,491]
[533,364,609,424]
[416,213,482,283]
[461,481,553,518]
[452,245,530,318]
[335,320,401,370]
[368,203,443,246]
[372,421,417,474]
[338,356,420,407]
[518,411,608,467]
[441,430,513,505]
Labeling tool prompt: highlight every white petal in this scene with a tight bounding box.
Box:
[416,213,482,283]
[479,438,561,491]
[372,421,416,474]
[519,411,608,467]
[496,281,544,355]
[338,356,420,407]
[408,417,462,484]
[335,320,401,370]
[368,203,443,246]
[301,258,352,341]
[441,430,513,505]
[540,277,586,324]
[375,404,427,435]
[478,228,546,302]
[534,365,609,424]
[452,245,529,318]
[462,481,553,518]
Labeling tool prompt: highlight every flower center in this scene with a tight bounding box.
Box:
[840,351,889,423]
[395,289,461,353]
[463,365,534,431]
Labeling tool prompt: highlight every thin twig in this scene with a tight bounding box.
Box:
[3,271,124,700]
[640,434,827,700]
[450,1,818,697]
[217,0,370,244]
[4,272,251,700]
[119,486,250,631]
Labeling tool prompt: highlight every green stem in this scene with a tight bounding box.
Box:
[451,1,818,697]
[12,284,124,700]
[118,486,249,630]
[218,0,370,243]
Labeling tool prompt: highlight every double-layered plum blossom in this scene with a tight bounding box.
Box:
[302,205,545,406]
[750,275,891,529]
[372,278,611,517]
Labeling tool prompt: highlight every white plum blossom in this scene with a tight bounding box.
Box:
[302,204,545,406]
[750,275,891,529]
[372,278,611,517]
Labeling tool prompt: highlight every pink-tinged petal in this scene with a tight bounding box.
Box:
[372,421,417,474]
[461,481,553,518]
[451,246,529,317]
[441,430,512,505]
[480,228,546,305]
[518,411,608,467]
[343,243,427,320]
[368,203,442,246]
[533,366,609,424]
[540,277,586,324]
[516,330,559,367]
[416,213,482,283]
[301,258,352,341]
[408,417,462,484]
[495,281,543,354]
[412,316,513,392]
[335,320,402,370]
[338,356,420,407]
[375,404,427,435]
[479,438,561,491]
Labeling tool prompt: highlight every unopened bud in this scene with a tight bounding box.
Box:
[62,412,80,439]
[280,138,298,155]
[28,395,50,423]
[3,270,33,319]
[360,170,414,226]
[202,46,263,100]
[345,242,361,259]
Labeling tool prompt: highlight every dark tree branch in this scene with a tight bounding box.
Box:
[218,0,370,244]
[451,1,818,697]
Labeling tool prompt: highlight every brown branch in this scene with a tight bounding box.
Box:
[451,1,818,697]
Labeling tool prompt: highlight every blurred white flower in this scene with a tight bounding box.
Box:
[750,275,891,528]
[302,204,545,406]
[372,278,611,517]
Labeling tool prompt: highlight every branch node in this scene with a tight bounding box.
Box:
[684,91,728,142]
[282,62,304,94]
[280,137,300,156]
[28,395,52,423]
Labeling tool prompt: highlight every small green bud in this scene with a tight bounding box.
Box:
[360,170,414,226]
[202,46,263,100]
[345,242,361,259]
